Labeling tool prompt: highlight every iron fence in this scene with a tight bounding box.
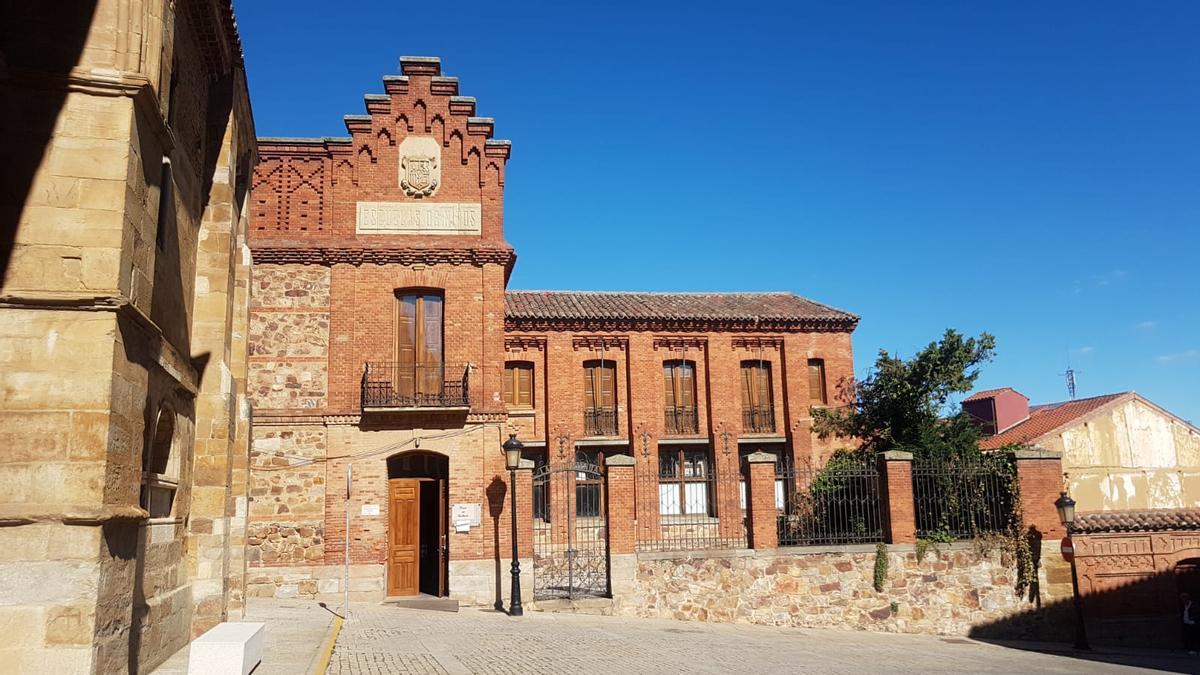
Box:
[583,407,618,436]
[742,404,776,434]
[663,406,700,436]
[361,362,469,409]
[912,454,1015,540]
[775,457,884,546]
[635,460,747,552]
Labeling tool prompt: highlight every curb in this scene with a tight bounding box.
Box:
[309,615,343,675]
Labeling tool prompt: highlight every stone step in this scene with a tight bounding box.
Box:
[529,597,614,616]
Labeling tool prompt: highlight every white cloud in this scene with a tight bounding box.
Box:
[1135,320,1158,331]
[1154,350,1200,364]
[1071,346,1095,355]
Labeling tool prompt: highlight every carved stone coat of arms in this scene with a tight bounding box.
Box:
[401,154,438,197]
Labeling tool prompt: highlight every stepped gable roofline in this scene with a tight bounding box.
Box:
[504,290,858,331]
[1074,508,1200,534]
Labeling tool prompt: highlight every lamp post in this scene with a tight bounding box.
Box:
[502,433,524,616]
[1055,491,1090,651]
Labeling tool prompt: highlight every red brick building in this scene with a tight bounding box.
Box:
[245,57,858,604]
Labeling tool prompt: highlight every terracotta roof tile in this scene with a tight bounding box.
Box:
[1075,508,1200,534]
[504,291,858,328]
[964,387,1026,402]
[978,392,1129,449]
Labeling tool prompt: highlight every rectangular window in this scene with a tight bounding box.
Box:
[740,361,774,433]
[396,292,444,400]
[808,358,827,405]
[503,362,533,408]
[663,361,698,435]
[658,448,712,516]
[523,449,549,522]
[583,361,617,436]
[575,450,605,518]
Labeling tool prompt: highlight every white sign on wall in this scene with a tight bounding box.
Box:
[355,201,482,235]
[360,504,380,517]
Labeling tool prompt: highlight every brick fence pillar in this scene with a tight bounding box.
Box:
[746,452,778,550]
[1012,447,1066,541]
[878,450,916,544]
[517,458,535,559]
[605,454,636,555]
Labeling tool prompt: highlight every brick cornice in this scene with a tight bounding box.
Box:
[507,318,856,334]
[732,336,784,350]
[505,335,547,350]
[653,336,708,351]
[250,245,515,268]
[572,336,629,351]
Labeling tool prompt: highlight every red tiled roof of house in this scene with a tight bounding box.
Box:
[504,291,858,329]
[1074,508,1200,533]
[977,392,1130,449]
[963,387,1027,402]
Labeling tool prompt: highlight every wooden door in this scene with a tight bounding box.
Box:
[387,479,420,596]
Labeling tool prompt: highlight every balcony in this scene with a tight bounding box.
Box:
[742,404,776,434]
[361,362,470,410]
[583,407,618,437]
[664,406,700,436]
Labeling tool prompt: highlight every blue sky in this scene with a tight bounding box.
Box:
[236,2,1199,422]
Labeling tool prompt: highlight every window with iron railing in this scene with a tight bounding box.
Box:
[583,360,618,436]
[740,361,775,433]
[663,360,699,435]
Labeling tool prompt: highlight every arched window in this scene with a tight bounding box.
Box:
[141,404,179,518]
[663,360,698,435]
[502,361,533,409]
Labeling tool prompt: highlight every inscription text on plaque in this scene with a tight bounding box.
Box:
[356,202,482,235]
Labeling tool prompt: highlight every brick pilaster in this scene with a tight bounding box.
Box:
[878,450,916,544]
[746,452,778,550]
[516,459,535,559]
[605,454,637,555]
[1012,447,1066,541]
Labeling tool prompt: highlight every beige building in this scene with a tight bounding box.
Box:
[967,388,1200,512]
[0,1,255,672]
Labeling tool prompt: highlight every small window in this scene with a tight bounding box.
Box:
[503,362,534,408]
[583,361,617,436]
[658,447,712,516]
[141,404,179,518]
[808,359,827,405]
[740,361,774,433]
[663,360,698,435]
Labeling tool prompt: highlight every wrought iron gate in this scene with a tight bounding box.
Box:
[531,459,610,600]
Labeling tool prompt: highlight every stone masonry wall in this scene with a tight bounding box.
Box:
[248,427,327,566]
[617,544,1065,637]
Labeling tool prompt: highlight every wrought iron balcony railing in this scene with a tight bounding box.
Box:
[583,406,618,437]
[361,362,469,410]
[664,405,700,436]
[742,404,776,434]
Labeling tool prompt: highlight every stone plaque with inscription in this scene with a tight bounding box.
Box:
[356,201,482,235]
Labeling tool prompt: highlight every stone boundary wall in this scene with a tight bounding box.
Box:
[614,544,1066,637]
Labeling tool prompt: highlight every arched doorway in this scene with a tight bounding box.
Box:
[386,451,449,597]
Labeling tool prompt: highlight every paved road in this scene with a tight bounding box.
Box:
[327,604,1196,675]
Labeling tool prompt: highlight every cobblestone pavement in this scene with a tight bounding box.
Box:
[327,604,1194,675]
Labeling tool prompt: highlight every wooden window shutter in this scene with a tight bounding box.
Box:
[808,359,827,404]
[601,363,615,408]
[663,364,676,410]
[517,364,532,407]
[584,365,596,409]
[679,363,695,409]
[502,365,514,406]
[757,363,771,408]
[396,295,417,397]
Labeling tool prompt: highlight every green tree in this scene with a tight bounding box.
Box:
[812,329,996,460]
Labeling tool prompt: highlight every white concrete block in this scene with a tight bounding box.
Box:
[188,622,265,675]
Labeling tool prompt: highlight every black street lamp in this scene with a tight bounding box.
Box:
[502,433,524,616]
[1055,491,1090,651]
